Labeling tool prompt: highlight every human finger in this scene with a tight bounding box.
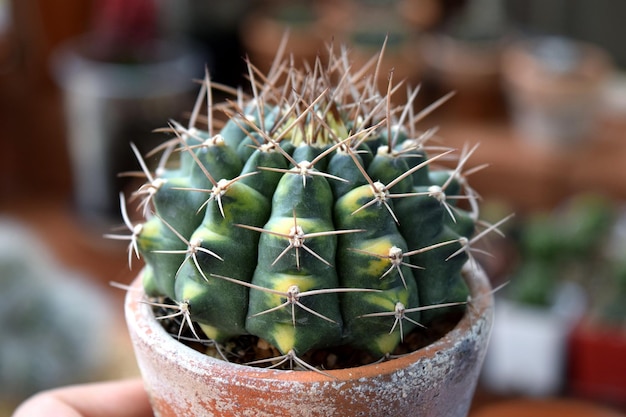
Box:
[12,378,153,417]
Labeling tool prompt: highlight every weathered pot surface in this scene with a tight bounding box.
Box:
[125,263,494,417]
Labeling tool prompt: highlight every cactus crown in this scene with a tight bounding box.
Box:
[110,41,505,371]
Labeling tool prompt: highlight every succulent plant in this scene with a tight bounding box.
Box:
[109,41,505,369]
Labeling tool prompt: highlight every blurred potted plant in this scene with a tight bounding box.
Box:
[502,36,612,146]
[51,0,201,224]
[483,194,613,396]
[568,205,626,407]
[0,218,115,406]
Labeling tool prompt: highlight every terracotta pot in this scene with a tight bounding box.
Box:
[125,264,494,417]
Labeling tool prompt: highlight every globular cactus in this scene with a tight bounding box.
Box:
[110,42,503,368]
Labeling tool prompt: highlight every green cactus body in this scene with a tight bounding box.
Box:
[334,184,420,356]
[137,216,185,299]
[411,226,469,322]
[175,179,270,341]
[246,168,344,354]
[326,149,369,197]
[113,43,500,368]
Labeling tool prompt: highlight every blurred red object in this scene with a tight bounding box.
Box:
[568,319,626,407]
[90,0,158,61]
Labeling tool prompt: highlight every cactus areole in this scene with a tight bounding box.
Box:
[114,41,501,377]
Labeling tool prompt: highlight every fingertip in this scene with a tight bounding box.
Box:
[11,379,152,417]
[12,391,81,417]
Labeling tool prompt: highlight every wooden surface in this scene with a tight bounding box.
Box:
[470,398,626,417]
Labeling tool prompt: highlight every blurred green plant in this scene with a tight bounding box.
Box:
[507,194,626,325]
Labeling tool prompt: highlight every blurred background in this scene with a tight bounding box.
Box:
[0,0,625,416]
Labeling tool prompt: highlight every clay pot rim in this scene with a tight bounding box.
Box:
[125,262,493,384]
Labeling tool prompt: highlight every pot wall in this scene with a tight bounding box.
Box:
[125,264,493,417]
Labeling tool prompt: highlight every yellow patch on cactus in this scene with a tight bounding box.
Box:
[177,280,203,302]
[198,323,222,341]
[270,273,318,293]
[339,185,374,213]
[373,331,401,355]
[190,228,229,248]
[363,290,409,312]
[281,104,349,147]
[356,237,396,277]
[271,323,297,353]
[266,217,321,236]
[137,218,171,251]
[224,183,263,213]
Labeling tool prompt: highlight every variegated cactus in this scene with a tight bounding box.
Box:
[109,42,505,369]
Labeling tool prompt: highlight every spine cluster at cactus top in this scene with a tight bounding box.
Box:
[110,41,503,367]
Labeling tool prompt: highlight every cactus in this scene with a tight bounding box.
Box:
[109,42,504,369]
